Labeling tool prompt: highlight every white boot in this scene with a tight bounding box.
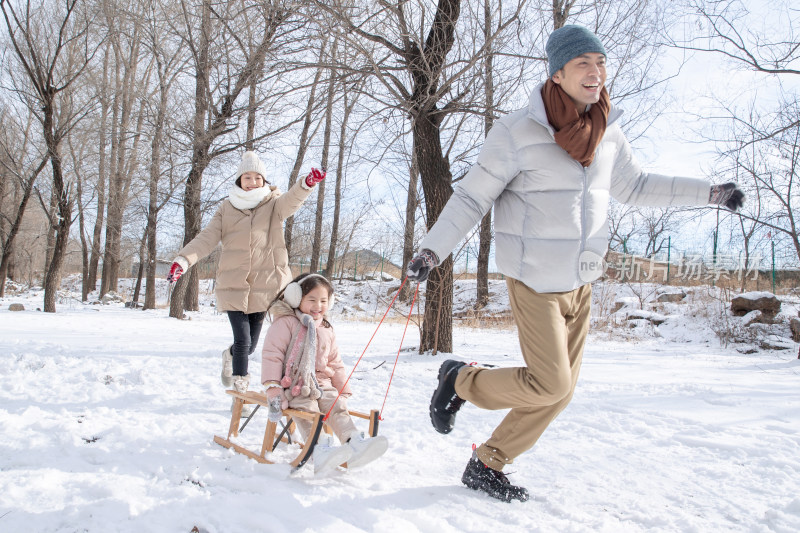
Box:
[233,374,250,393]
[314,436,352,475]
[231,374,252,417]
[220,347,233,387]
[346,432,388,468]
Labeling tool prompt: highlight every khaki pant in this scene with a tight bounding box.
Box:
[290,384,358,444]
[455,278,591,470]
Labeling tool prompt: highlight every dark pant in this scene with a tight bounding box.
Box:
[226,311,267,376]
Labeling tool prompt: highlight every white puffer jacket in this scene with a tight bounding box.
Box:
[421,82,711,293]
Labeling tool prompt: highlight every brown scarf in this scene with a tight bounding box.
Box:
[541,79,610,167]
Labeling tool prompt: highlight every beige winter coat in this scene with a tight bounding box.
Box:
[176,181,311,313]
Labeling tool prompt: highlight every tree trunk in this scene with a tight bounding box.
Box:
[400,146,420,302]
[0,163,7,287]
[414,113,455,353]
[43,188,57,278]
[76,163,90,301]
[552,0,575,30]
[101,34,140,297]
[132,231,146,305]
[100,51,122,298]
[476,212,492,307]
[311,54,336,273]
[476,0,496,309]
[420,256,453,355]
[409,0,461,353]
[169,157,209,318]
[89,45,110,294]
[42,101,73,313]
[171,0,211,319]
[324,77,356,280]
[0,158,45,298]
[246,73,257,151]
[144,56,170,310]
[170,0,280,317]
[284,50,325,260]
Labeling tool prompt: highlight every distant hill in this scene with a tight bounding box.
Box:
[291,248,403,280]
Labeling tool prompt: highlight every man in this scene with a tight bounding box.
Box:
[406,25,744,503]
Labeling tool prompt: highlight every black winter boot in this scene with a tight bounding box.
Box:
[429,360,467,434]
[461,452,529,502]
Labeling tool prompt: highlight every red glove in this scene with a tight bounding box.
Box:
[304,167,326,188]
[167,262,183,282]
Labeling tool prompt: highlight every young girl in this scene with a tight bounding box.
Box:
[167,151,325,411]
[261,273,388,475]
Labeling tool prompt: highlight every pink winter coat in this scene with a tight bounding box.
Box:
[261,301,353,398]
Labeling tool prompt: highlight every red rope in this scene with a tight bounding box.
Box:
[323,276,412,421]
[378,281,419,419]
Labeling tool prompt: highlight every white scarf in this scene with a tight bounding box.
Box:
[228,183,273,210]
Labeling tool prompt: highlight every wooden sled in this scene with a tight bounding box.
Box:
[213,390,380,470]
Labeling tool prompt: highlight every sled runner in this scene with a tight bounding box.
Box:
[213,389,380,469]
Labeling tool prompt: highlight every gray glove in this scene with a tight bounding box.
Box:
[406,249,439,282]
[709,183,745,212]
[267,396,283,423]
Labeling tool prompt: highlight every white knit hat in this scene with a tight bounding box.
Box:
[235,151,268,181]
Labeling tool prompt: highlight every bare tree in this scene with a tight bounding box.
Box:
[169,0,292,318]
[324,63,364,280]
[475,0,497,309]
[284,50,326,260]
[606,201,637,255]
[0,111,49,297]
[87,44,110,293]
[635,206,681,258]
[66,132,95,300]
[318,0,529,353]
[669,0,799,266]
[399,145,420,302]
[1,0,97,312]
[668,0,799,77]
[99,0,154,298]
[141,0,188,310]
[717,100,800,264]
[310,38,338,273]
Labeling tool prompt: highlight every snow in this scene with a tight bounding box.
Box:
[737,291,779,301]
[1,278,799,533]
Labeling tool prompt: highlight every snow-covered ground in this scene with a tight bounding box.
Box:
[1,277,799,532]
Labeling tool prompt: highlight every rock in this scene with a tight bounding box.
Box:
[741,310,764,327]
[736,346,759,354]
[626,309,667,325]
[790,318,800,342]
[656,290,686,303]
[731,292,781,317]
[612,297,638,313]
[8,303,25,311]
[101,291,123,304]
[760,335,793,351]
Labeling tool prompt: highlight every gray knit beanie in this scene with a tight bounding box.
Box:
[235,151,268,180]
[546,25,607,77]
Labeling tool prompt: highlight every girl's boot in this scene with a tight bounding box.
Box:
[313,436,352,475]
[231,374,253,417]
[346,432,388,468]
